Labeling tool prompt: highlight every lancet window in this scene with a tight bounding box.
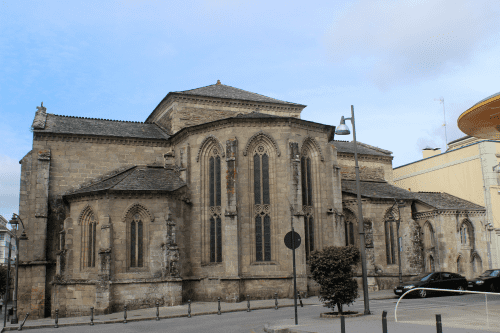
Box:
[254,144,271,261]
[209,147,222,262]
[130,213,144,267]
[81,208,97,268]
[385,220,397,265]
[301,156,314,260]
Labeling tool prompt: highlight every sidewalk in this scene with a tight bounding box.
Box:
[0,289,397,331]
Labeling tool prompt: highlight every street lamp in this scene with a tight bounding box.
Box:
[335,105,370,315]
[8,214,28,325]
[387,198,405,285]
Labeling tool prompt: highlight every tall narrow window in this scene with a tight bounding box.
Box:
[254,145,271,261]
[345,221,355,246]
[301,156,314,260]
[130,213,143,267]
[81,208,97,268]
[209,148,222,262]
[385,220,397,264]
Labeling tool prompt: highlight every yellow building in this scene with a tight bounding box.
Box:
[393,136,500,268]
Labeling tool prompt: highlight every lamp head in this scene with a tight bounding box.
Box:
[9,214,19,227]
[20,230,28,241]
[335,116,351,135]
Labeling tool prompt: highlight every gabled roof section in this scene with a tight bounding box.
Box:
[333,140,393,157]
[341,181,485,211]
[64,165,186,198]
[342,180,415,200]
[36,114,170,140]
[412,192,485,210]
[174,82,305,106]
[235,111,285,118]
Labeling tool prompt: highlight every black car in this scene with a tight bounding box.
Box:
[467,269,500,292]
[394,272,468,298]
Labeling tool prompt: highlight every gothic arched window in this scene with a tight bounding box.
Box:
[301,156,314,260]
[209,148,222,263]
[254,145,271,261]
[385,220,397,265]
[81,207,97,268]
[343,210,356,247]
[460,224,468,245]
[130,213,144,267]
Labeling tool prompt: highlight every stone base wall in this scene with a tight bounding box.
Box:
[51,284,96,318]
[51,281,182,318]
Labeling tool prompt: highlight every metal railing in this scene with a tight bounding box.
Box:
[395,287,500,328]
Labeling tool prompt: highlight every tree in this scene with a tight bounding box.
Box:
[309,245,360,314]
[0,264,11,296]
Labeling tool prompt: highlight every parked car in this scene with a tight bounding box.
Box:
[467,269,500,292]
[394,272,468,298]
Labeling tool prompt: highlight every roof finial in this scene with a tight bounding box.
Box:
[216,80,221,85]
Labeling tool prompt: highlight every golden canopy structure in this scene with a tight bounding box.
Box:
[458,92,500,139]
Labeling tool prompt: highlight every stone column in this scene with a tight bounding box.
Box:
[224,139,239,279]
[289,142,307,294]
[96,215,112,314]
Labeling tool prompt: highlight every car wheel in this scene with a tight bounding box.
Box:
[489,283,497,293]
[456,285,465,295]
[418,289,427,298]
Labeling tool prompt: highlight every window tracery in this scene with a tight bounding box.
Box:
[254,144,271,262]
[208,147,222,263]
[301,155,314,260]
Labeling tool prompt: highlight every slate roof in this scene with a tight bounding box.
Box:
[174,83,305,106]
[412,192,485,210]
[332,141,392,156]
[341,180,485,211]
[38,114,170,140]
[342,180,415,200]
[64,166,186,197]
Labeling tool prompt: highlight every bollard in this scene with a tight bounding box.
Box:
[90,307,94,326]
[436,314,442,333]
[275,293,278,310]
[297,292,303,308]
[54,309,59,328]
[156,301,160,321]
[18,312,29,331]
[188,300,191,318]
[340,315,345,333]
[382,310,387,333]
[218,297,221,315]
[123,305,127,324]
[247,295,250,312]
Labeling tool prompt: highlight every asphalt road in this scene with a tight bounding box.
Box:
[17,293,500,333]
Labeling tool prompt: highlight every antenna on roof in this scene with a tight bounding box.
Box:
[434,97,447,147]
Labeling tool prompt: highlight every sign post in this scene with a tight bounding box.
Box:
[284,229,301,325]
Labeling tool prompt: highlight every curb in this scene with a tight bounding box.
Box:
[0,304,303,331]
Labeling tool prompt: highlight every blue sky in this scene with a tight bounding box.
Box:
[1,0,499,220]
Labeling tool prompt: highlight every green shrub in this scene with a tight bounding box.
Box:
[309,245,360,314]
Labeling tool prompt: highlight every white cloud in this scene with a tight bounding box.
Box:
[323,0,500,89]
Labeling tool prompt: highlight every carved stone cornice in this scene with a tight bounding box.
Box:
[33,132,170,147]
[412,210,486,220]
[168,117,332,146]
[337,152,393,162]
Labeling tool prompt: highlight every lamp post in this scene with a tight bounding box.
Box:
[8,214,28,325]
[388,199,405,285]
[335,105,370,315]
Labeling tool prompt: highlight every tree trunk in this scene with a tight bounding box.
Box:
[337,302,343,314]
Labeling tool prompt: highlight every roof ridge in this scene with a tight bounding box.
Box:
[175,83,301,106]
[49,113,144,123]
[67,166,137,194]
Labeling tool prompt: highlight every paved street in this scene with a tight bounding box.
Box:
[5,290,499,333]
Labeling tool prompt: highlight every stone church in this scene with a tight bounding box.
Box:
[18,81,491,319]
